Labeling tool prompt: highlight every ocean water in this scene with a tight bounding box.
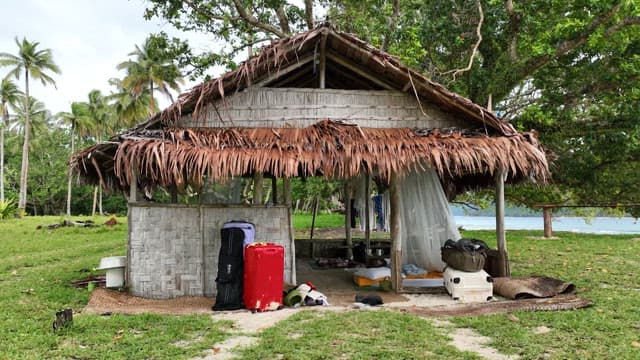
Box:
[454,216,640,235]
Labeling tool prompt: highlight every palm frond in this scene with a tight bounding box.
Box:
[72,120,549,194]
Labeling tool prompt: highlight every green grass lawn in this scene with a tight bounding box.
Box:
[0,216,230,360]
[1,215,639,359]
[293,211,346,229]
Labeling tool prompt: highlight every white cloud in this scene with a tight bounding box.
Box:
[0,0,214,114]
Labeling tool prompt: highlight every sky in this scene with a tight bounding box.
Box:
[0,0,216,115]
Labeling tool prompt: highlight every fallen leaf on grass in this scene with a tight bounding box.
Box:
[507,314,519,322]
[11,270,18,276]
[112,335,122,341]
[21,288,35,295]
[212,347,221,354]
[631,341,640,348]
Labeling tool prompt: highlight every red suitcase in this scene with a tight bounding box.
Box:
[243,243,284,312]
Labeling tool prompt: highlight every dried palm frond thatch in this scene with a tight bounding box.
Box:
[72,120,548,194]
[141,24,514,135]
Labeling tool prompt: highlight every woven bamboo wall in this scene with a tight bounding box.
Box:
[128,203,294,299]
[179,88,467,129]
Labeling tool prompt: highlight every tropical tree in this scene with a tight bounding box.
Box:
[117,35,184,114]
[108,77,153,129]
[56,102,93,216]
[78,89,113,216]
[0,37,60,215]
[0,78,21,203]
[10,96,51,144]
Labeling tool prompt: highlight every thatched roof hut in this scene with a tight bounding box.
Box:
[73,24,547,194]
[72,24,548,299]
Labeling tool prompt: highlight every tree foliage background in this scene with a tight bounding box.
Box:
[143,0,640,214]
[1,1,638,216]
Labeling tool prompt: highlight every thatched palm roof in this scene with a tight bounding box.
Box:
[72,24,548,194]
[74,120,547,193]
[143,24,514,136]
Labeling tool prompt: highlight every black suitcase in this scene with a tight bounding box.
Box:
[212,227,245,311]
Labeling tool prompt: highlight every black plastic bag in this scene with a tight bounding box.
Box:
[441,238,489,272]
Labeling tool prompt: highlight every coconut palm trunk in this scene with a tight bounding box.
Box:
[17,71,30,215]
[0,38,60,216]
[66,122,75,217]
[92,186,98,217]
[1,105,7,203]
[0,120,5,203]
[149,82,155,115]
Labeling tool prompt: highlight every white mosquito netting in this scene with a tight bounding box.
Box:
[398,168,460,271]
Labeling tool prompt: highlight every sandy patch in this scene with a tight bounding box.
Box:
[84,288,212,315]
[384,293,453,308]
[449,328,519,360]
[430,319,518,359]
[194,336,257,360]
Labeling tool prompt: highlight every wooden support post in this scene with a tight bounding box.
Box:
[170,185,178,204]
[283,177,292,207]
[287,204,297,285]
[344,180,353,260]
[283,177,296,284]
[271,176,278,205]
[543,207,553,238]
[129,170,137,203]
[253,172,263,205]
[364,174,371,253]
[389,173,403,292]
[310,196,319,258]
[495,169,510,277]
[319,31,327,89]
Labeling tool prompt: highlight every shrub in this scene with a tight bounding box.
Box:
[0,198,16,220]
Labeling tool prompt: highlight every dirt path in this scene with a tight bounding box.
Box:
[431,319,519,360]
[192,304,519,360]
[193,307,345,359]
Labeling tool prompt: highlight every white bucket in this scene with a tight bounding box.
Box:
[97,256,126,288]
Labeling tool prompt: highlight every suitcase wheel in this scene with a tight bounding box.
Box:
[486,276,493,283]
[453,277,460,284]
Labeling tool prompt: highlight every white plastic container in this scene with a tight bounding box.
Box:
[97,256,126,288]
[444,267,493,302]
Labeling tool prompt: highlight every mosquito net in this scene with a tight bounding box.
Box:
[398,168,461,271]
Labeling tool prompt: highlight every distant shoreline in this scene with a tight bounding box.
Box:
[454,215,640,234]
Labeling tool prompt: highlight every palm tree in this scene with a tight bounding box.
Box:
[0,37,60,215]
[56,102,92,217]
[108,77,153,129]
[0,78,22,203]
[117,37,183,114]
[11,96,51,143]
[80,89,113,216]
